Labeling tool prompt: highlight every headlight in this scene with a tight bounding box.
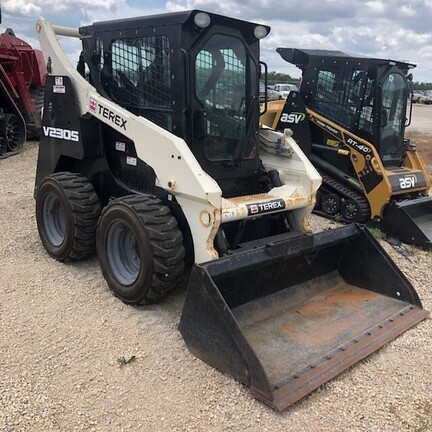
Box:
[194,12,211,28]
[254,25,268,39]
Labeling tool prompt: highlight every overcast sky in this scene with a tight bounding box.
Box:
[2,0,432,82]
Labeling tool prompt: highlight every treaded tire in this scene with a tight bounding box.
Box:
[96,194,185,305]
[36,172,101,261]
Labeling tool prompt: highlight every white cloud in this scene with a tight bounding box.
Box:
[399,5,416,17]
[1,0,432,81]
[2,0,41,16]
[365,1,386,14]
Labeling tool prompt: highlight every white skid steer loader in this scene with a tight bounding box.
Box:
[34,11,428,410]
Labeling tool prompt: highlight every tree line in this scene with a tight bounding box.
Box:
[268,71,432,90]
[412,82,432,90]
[267,71,300,85]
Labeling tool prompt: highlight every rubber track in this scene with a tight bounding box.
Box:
[318,170,371,223]
[106,194,185,304]
[49,172,101,261]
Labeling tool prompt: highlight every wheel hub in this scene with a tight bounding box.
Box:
[42,192,66,246]
[106,221,141,286]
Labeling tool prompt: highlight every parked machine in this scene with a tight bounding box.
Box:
[34,12,428,410]
[261,48,432,248]
[0,18,46,158]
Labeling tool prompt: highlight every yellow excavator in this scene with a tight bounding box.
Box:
[261,48,432,248]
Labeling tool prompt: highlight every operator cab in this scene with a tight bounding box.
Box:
[80,10,270,197]
[278,48,414,168]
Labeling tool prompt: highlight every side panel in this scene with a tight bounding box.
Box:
[35,75,129,205]
[35,75,97,186]
[100,125,158,196]
[273,91,311,155]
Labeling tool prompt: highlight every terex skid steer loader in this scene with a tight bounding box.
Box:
[34,12,428,410]
[261,48,432,248]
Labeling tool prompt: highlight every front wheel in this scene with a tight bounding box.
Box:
[96,194,185,304]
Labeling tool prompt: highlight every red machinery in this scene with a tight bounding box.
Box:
[0,26,47,158]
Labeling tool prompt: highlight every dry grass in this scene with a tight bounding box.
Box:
[405,131,432,176]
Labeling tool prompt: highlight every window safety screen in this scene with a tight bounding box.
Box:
[312,63,373,133]
[107,35,172,130]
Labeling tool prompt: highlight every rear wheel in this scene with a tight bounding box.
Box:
[36,172,101,261]
[0,114,25,152]
[320,193,340,216]
[96,194,185,304]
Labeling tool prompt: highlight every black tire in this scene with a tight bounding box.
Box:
[36,172,101,261]
[320,193,340,216]
[0,113,25,152]
[27,85,45,140]
[96,194,185,305]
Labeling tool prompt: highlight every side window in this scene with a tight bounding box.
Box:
[380,73,408,161]
[111,40,156,86]
[106,35,172,130]
[358,77,375,134]
[382,73,407,128]
[316,69,335,102]
[194,34,249,161]
[312,65,367,130]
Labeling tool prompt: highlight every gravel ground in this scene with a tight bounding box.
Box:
[1,142,431,432]
[407,104,432,134]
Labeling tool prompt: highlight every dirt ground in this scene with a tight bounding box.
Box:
[406,104,432,174]
[0,106,431,431]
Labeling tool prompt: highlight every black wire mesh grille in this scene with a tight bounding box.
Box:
[107,35,172,130]
[311,63,373,132]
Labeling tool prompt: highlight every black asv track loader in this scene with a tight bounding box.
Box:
[261,48,432,248]
[34,12,428,410]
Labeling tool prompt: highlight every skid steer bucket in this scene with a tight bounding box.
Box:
[179,224,428,411]
[381,196,432,248]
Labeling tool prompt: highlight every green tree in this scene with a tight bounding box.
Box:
[267,71,300,86]
[411,81,432,90]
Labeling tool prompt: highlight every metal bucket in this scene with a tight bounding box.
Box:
[381,196,432,248]
[179,224,428,410]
